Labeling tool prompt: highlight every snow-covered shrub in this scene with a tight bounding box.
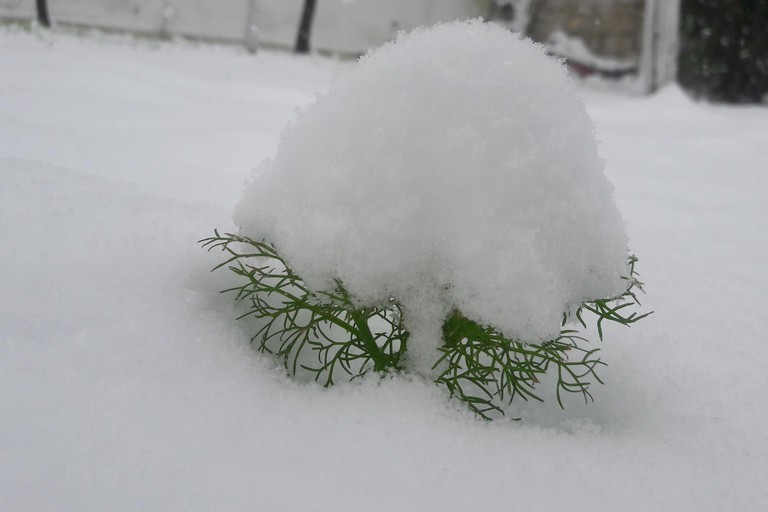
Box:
[204,20,650,418]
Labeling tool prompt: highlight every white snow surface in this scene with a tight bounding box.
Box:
[235,21,629,372]
[2,26,768,512]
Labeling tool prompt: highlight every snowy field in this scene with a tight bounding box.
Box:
[2,26,767,511]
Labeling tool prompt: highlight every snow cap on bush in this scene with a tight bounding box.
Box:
[235,20,629,373]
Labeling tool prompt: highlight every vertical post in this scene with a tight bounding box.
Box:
[160,1,175,39]
[638,0,658,93]
[36,0,51,27]
[639,0,681,93]
[244,0,259,53]
[656,0,681,87]
[295,0,317,54]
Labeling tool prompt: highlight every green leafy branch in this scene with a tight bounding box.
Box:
[576,254,653,340]
[201,230,407,386]
[201,230,651,419]
[435,312,604,418]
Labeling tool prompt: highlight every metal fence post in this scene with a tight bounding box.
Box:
[36,0,50,27]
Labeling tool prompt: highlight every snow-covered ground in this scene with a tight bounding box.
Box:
[2,26,767,511]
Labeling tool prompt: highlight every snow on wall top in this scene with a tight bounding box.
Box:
[234,20,629,373]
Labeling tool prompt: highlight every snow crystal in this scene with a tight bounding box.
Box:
[234,20,629,373]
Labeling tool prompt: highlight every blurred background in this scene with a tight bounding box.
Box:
[1,0,766,102]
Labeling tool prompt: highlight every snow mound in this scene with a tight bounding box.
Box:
[235,20,629,373]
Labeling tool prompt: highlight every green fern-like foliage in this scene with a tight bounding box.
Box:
[201,230,651,419]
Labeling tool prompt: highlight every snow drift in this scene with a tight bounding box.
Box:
[234,20,629,372]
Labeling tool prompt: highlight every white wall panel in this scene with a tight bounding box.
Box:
[2,0,484,54]
[49,0,166,33]
[254,0,303,49]
[0,0,35,20]
[311,0,485,55]
[47,0,252,42]
[163,0,251,41]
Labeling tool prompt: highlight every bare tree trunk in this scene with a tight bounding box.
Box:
[36,0,51,27]
[295,0,317,54]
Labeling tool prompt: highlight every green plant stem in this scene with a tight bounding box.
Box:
[349,309,389,372]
